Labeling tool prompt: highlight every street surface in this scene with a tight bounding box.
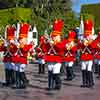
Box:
[0,63,100,100]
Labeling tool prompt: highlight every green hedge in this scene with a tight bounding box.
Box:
[0,7,33,35]
[81,3,100,32]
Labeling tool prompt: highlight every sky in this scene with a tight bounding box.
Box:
[72,0,100,13]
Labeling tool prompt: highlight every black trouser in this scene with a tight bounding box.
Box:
[53,74,61,89]
[38,64,45,74]
[97,65,100,78]
[81,70,94,88]
[10,69,15,85]
[5,69,10,86]
[94,64,99,73]
[81,70,88,87]
[66,67,74,80]
[15,71,28,88]
[48,71,54,89]
[87,71,94,87]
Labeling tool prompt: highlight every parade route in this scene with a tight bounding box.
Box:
[0,64,100,100]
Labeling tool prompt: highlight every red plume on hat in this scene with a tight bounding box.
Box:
[51,19,63,37]
[68,31,76,41]
[84,19,93,37]
[6,24,16,40]
[19,22,30,39]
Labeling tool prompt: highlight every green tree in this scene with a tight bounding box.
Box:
[0,0,79,36]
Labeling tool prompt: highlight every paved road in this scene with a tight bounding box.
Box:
[0,63,100,100]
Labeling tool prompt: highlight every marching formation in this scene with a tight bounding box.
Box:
[0,17,100,91]
[0,20,33,89]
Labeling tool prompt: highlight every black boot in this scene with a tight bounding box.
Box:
[97,65,100,78]
[81,70,87,88]
[66,67,72,81]
[94,64,98,74]
[41,64,45,74]
[38,64,42,74]
[66,67,70,80]
[87,71,94,88]
[3,69,10,86]
[10,70,15,85]
[47,71,54,90]
[11,71,20,89]
[54,74,61,90]
[69,67,75,80]
[19,72,29,88]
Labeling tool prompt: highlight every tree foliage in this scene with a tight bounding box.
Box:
[81,3,100,32]
[0,0,79,36]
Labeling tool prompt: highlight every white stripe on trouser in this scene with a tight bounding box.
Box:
[15,63,26,72]
[65,62,74,67]
[81,60,93,71]
[48,63,61,74]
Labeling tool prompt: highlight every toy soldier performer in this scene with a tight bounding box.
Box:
[79,19,96,88]
[44,19,64,90]
[36,35,46,74]
[64,30,77,81]
[0,23,16,86]
[12,21,32,89]
[94,32,100,78]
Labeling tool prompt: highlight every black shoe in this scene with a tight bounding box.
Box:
[66,77,73,81]
[54,86,61,90]
[96,75,100,78]
[2,82,11,87]
[86,84,94,88]
[11,84,26,89]
[80,85,87,88]
[45,87,52,91]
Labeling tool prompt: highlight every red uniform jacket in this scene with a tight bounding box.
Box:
[94,36,100,60]
[0,45,12,62]
[12,44,32,64]
[44,41,64,63]
[36,41,47,59]
[79,40,96,61]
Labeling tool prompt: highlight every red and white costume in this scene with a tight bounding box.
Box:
[44,19,64,74]
[14,22,32,72]
[63,30,77,80]
[79,19,96,88]
[36,36,47,64]
[44,19,64,90]
[63,31,77,66]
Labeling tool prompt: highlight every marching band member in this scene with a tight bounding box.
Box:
[2,23,16,86]
[36,35,46,74]
[79,19,96,88]
[44,19,64,90]
[94,32,100,78]
[12,21,32,89]
[64,30,77,81]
